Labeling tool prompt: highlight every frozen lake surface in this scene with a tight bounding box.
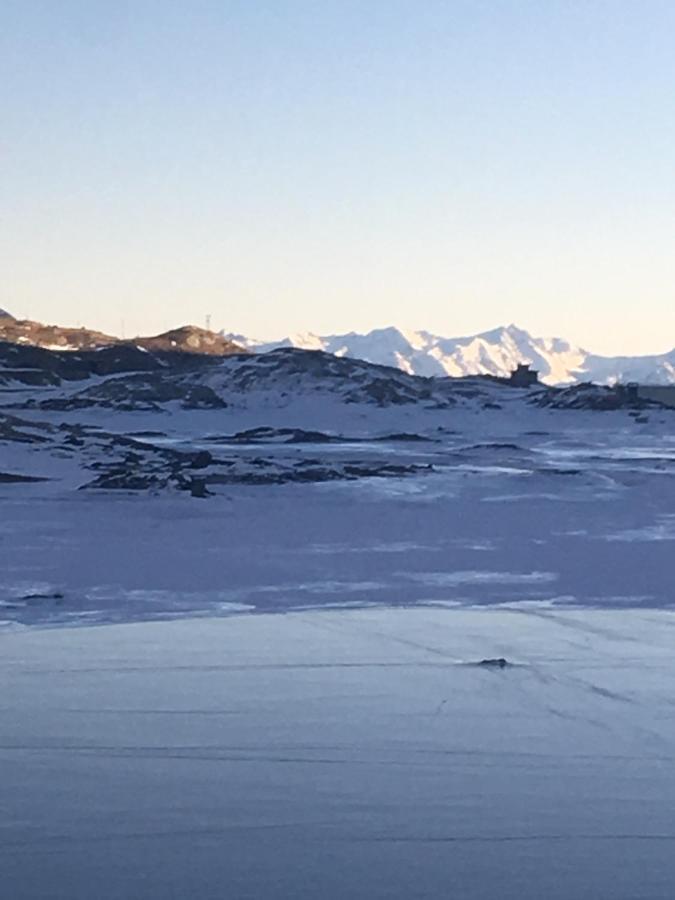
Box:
[3,351,675,896]
[3,422,675,627]
[3,607,675,899]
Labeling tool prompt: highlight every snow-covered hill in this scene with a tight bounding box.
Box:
[225,324,675,386]
[2,342,663,421]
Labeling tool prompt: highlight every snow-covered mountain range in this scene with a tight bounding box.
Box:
[225,324,675,386]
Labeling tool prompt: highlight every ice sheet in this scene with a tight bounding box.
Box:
[2,607,675,899]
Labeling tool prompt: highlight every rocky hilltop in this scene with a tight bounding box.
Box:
[0,316,245,356]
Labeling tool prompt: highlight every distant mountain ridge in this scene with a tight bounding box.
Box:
[225,324,675,386]
[2,314,673,384]
[0,317,246,356]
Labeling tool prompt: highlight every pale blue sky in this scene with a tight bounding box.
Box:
[2,0,675,354]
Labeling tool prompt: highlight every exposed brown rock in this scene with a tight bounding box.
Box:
[135,325,244,356]
[0,317,246,356]
[0,317,117,350]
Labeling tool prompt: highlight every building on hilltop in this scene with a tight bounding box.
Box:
[509,362,539,387]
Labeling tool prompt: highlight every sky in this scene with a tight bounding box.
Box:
[2,0,675,355]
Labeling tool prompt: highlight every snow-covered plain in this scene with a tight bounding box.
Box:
[2,399,675,627]
[2,346,675,897]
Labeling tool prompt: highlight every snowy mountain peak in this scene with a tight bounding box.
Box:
[227,324,587,384]
[224,324,675,386]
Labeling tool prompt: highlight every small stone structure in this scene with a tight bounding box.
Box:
[509,363,539,387]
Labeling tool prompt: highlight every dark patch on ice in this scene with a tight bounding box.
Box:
[0,413,53,444]
[374,433,435,443]
[464,443,525,452]
[203,427,434,446]
[206,427,339,444]
[0,471,50,483]
[477,657,509,669]
[126,430,168,438]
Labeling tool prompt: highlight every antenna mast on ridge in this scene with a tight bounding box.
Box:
[206,313,212,332]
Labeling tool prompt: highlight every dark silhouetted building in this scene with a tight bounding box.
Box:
[509,363,539,387]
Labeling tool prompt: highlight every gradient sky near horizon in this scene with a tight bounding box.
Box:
[2,1,675,354]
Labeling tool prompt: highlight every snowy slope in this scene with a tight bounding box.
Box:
[581,349,675,385]
[226,324,675,386]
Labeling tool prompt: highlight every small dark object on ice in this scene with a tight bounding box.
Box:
[479,657,508,669]
[187,478,212,498]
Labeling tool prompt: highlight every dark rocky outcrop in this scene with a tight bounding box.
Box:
[531,383,660,411]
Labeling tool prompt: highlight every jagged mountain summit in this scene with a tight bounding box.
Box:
[226,324,675,386]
